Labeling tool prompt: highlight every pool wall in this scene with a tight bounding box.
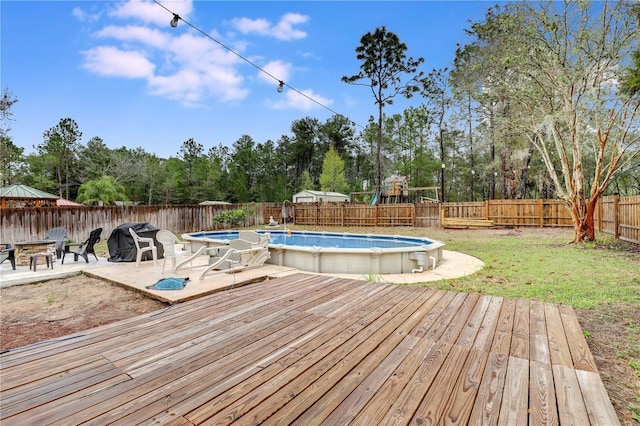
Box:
[182,230,444,275]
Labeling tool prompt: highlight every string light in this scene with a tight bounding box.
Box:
[170,14,180,28]
[152,0,363,128]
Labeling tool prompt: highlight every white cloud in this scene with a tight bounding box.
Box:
[80,1,309,107]
[269,88,333,111]
[72,7,101,23]
[110,0,193,27]
[273,13,308,40]
[148,67,248,106]
[231,13,309,41]
[258,60,292,86]
[96,25,170,49]
[169,33,240,67]
[81,46,155,78]
[231,17,271,35]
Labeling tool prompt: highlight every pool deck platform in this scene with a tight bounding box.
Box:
[0,272,618,425]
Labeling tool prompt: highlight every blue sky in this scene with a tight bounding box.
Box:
[3,1,493,159]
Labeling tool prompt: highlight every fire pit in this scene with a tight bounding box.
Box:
[13,240,54,266]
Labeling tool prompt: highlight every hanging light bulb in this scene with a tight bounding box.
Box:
[277,81,284,93]
[170,14,180,28]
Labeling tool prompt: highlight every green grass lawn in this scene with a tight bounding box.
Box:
[430,228,640,309]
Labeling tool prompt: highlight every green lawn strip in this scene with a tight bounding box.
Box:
[433,229,640,309]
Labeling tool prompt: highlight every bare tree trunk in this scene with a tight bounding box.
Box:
[517,139,536,199]
[468,94,475,201]
[375,103,383,204]
[501,101,509,199]
[571,197,597,242]
[489,109,496,200]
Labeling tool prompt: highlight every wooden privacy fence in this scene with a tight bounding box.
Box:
[441,199,574,227]
[291,203,433,227]
[1,197,637,245]
[599,194,640,245]
[0,204,277,246]
[291,199,575,228]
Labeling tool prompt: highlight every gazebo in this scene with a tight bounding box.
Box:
[0,184,81,208]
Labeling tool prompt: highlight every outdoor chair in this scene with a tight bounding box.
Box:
[156,230,188,273]
[0,243,16,270]
[46,226,68,259]
[129,228,158,267]
[62,228,102,264]
[199,235,270,281]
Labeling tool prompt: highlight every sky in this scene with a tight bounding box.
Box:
[2,0,494,159]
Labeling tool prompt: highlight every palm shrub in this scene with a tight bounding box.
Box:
[212,204,256,228]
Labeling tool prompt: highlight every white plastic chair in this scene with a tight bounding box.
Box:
[156,230,187,273]
[129,228,158,267]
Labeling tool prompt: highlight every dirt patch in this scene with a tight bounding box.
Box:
[577,303,640,425]
[0,275,167,352]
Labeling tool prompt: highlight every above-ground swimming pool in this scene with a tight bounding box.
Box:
[182,230,445,275]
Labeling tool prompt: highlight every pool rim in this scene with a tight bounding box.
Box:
[181,229,445,275]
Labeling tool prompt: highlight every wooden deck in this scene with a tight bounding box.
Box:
[0,273,618,425]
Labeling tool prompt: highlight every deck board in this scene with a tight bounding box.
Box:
[0,273,619,425]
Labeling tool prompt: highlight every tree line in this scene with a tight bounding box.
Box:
[1,1,638,241]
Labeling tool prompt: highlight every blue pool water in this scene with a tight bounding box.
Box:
[188,231,431,249]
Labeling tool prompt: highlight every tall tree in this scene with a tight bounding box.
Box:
[342,26,426,203]
[298,170,315,192]
[422,69,452,202]
[0,87,22,186]
[253,140,281,202]
[228,135,258,202]
[385,106,437,189]
[0,138,24,186]
[289,117,321,186]
[78,136,111,182]
[319,115,357,188]
[464,1,639,241]
[206,144,230,202]
[450,49,480,201]
[178,138,208,203]
[451,6,534,200]
[319,146,348,193]
[38,118,82,199]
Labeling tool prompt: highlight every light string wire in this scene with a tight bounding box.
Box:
[153,0,363,129]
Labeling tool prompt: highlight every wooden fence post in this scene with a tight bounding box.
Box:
[411,203,416,227]
[485,200,490,221]
[597,197,602,232]
[614,194,620,239]
[538,199,544,227]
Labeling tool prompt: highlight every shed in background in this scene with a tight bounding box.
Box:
[292,190,350,203]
